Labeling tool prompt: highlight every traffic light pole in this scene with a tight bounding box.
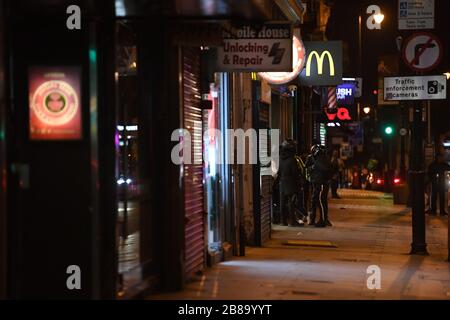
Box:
[409,103,428,255]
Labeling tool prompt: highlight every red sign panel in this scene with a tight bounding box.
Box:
[29,66,82,140]
[325,107,352,121]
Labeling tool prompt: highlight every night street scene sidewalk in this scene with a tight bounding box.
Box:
[150,190,450,300]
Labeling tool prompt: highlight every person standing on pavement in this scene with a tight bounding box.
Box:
[305,144,333,227]
[330,149,341,199]
[277,139,304,227]
[427,153,450,216]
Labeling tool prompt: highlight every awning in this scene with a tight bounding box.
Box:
[115,0,269,20]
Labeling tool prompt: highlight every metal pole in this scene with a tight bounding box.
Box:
[400,104,406,179]
[358,15,362,76]
[427,100,431,144]
[409,103,428,255]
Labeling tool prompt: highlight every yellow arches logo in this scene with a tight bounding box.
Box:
[305,50,335,77]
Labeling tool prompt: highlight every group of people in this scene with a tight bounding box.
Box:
[274,140,337,228]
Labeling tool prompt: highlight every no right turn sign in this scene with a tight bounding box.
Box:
[402,32,443,72]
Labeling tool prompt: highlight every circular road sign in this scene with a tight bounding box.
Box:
[402,32,443,72]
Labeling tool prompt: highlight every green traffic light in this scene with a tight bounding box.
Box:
[384,126,393,135]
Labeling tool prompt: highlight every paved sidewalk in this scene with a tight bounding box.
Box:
[150,190,450,300]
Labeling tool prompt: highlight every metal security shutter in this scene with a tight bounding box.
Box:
[182,47,205,277]
[259,102,271,244]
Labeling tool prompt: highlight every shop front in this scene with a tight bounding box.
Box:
[0,0,287,299]
[3,0,117,298]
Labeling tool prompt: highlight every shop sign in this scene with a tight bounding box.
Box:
[342,77,362,98]
[258,29,306,84]
[384,75,446,101]
[325,107,352,121]
[29,66,82,140]
[217,23,293,72]
[336,83,355,105]
[299,41,343,86]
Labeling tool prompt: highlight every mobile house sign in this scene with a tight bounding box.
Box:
[217,23,292,72]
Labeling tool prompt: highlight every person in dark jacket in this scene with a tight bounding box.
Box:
[329,150,341,198]
[305,144,333,227]
[427,154,450,216]
[277,140,304,227]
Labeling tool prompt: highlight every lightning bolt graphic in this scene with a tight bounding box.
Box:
[268,42,285,64]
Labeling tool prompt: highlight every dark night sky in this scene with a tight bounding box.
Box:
[326,0,450,138]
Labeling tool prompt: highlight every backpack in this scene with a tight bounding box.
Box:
[295,155,308,182]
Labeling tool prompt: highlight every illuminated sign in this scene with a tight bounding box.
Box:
[320,123,327,146]
[336,83,355,105]
[29,66,82,140]
[325,107,352,121]
[306,51,334,76]
[336,87,352,99]
[300,41,343,86]
[258,29,305,84]
[217,23,293,72]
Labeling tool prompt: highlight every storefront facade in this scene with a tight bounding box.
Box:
[0,0,280,299]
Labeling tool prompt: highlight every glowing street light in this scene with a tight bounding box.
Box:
[444,72,450,80]
[363,107,371,114]
[374,13,385,24]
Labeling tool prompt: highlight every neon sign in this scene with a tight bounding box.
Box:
[336,82,356,105]
[258,30,306,85]
[325,107,352,121]
[306,50,335,76]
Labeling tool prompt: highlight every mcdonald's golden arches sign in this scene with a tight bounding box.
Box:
[300,41,343,86]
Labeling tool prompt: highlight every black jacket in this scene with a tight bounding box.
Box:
[428,161,450,184]
[305,152,333,184]
[277,147,300,195]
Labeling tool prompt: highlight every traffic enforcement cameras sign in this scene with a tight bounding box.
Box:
[384,75,446,101]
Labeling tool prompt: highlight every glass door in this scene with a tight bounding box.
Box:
[115,21,142,297]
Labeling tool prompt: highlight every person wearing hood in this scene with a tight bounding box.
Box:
[305,144,333,227]
[276,139,304,227]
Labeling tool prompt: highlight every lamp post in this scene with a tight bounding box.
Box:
[359,7,384,74]
[358,15,362,76]
[410,103,428,255]
[358,6,384,173]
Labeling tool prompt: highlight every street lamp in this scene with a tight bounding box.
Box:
[363,106,371,114]
[444,72,450,80]
[374,13,385,24]
[359,7,385,73]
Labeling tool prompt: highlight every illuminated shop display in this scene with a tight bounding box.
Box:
[29,66,82,140]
